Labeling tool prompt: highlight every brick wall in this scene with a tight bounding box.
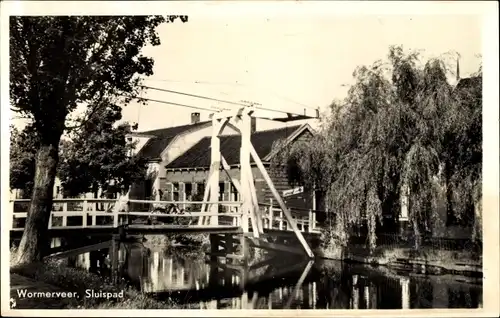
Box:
[262,129,315,212]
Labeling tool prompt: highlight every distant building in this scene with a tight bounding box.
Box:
[127,112,239,203]
[163,123,317,213]
[127,112,320,214]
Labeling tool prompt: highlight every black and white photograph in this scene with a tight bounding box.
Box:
[1,1,498,316]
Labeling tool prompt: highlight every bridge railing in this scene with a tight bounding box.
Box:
[9,199,244,231]
[258,202,322,234]
[125,199,244,226]
[10,198,126,230]
[10,198,321,233]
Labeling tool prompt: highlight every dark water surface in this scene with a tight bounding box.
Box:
[71,241,482,310]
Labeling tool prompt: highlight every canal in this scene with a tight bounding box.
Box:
[65,238,482,310]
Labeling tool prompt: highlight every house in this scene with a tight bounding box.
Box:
[128,112,320,212]
[127,112,240,203]
[161,123,318,214]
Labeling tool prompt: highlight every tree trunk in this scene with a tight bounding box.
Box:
[15,142,60,264]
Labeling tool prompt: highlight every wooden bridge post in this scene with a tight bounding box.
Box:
[249,144,314,258]
[239,234,249,262]
[268,206,274,229]
[307,209,313,232]
[8,201,14,230]
[48,210,53,229]
[312,210,316,232]
[209,234,219,263]
[82,200,88,227]
[111,234,120,284]
[203,116,229,226]
[239,110,252,234]
[279,209,284,230]
[209,117,221,226]
[62,202,68,227]
[91,201,97,226]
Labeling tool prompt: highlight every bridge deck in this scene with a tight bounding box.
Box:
[9,224,242,239]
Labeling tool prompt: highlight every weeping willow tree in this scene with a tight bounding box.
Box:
[272,46,482,250]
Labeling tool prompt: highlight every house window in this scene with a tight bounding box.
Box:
[196,182,206,197]
[165,183,174,201]
[144,179,153,199]
[231,184,239,201]
[219,182,225,201]
[172,183,179,201]
[185,183,193,201]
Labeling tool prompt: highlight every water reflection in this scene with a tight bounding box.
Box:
[70,241,482,310]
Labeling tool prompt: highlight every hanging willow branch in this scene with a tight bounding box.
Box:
[272,45,482,250]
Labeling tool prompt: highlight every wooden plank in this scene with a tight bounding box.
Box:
[198,164,215,226]
[245,167,263,235]
[250,145,314,258]
[238,109,257,235]
[263,228,320,238]
[268,206,273,230]
[127,199,242,205]
[221,156,242,193]
[121,211,242,217]
[279,210,284,230]
[46,240,112,259]
[82,201,88,227]
[50,211,110,217]
[246,178,260,238]
[92,201,97,225]
[211,107,246,120]
[221,155,243,227]
[209,117,221,226]
[62,202,68,227]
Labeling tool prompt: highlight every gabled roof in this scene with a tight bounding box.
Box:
[166,124,313,170]
[135,121,211,161]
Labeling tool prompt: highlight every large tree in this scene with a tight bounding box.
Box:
[10,16,165,264]
[58,105,147,198]
[272,46,482,249]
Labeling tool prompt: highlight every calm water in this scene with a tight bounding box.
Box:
[68,240,482,310]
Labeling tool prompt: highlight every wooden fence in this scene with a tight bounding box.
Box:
[9,198,322,234]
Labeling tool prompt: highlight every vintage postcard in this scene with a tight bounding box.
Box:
[1,1,498,317]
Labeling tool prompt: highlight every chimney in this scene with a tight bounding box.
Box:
[191,112,201,124]
[251,116,257,134]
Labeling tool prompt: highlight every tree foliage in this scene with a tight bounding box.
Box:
[10,16,165,264]
[58,105,147,198]
[9,124,39,198]
[272,46,482,249]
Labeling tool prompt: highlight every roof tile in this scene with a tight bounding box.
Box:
[166,125,302,169]
[135,121,210,160]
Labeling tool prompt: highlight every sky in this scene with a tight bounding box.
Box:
[7,10,483,133]
[118,13,482,133]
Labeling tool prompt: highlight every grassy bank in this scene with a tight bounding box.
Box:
[10,251,195,309]
[316,242,482,277]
